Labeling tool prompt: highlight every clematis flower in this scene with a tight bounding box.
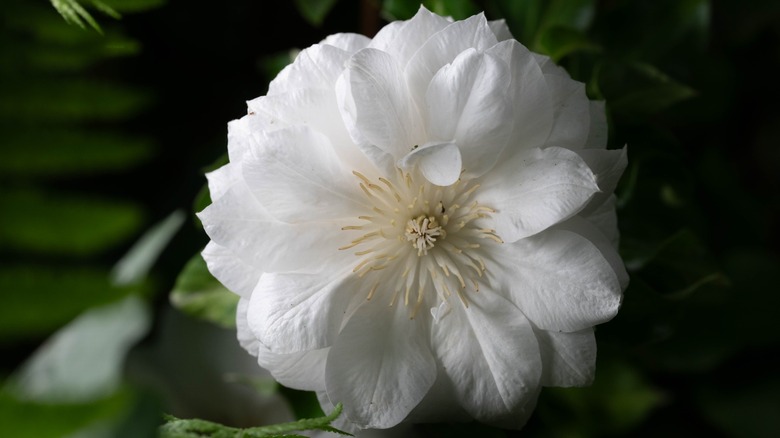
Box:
[199,6,628,431]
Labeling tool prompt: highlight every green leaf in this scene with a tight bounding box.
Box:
[0,390,133,438]
[0,189,144,256]
[5,295,150,403]
[0,79,151,122]
[537,26,599,61]
[0,266,140,341]
[111,210,186,286]
[293,0,339,26]
[0,128,153,177]
[160,403,351,438]
[170,253,239,328]
[423,0,480,20]
[381,0,421,20]
[600,62,697,117]
[49,0,121,33]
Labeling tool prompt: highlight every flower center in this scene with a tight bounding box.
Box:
[405,215,445,256]
[340,168,503,317]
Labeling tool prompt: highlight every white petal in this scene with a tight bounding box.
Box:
[488,19,514,41]
[368,6,451,67]
[205,163,239,202]
[432,292,542,428]
[247,89,373,172]
[268,44,350,96]
[578,146,628,216]
[581,194,620,248]
[405,13,498,109]
[242,125,366,222]
[397,142,462,187]
[321,33,371,54]
[486,40,554,154]
[337,48,424,163]
[326,301,436,429]
[247,270,357,354]
[479,147,600,242]
[491,228,623,332]
[236,297,260,356]
[226,116,261,163]
[202,241,262,298]
[556,215,629,291]
[198,181,353,275]
[584,100,608,150]
[425,49,511,178]
[534,326,596,387]
[256,345,329,391]
[543,74,590,150]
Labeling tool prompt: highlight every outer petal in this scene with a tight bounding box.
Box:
[368,6,451,67]
[478,147,600,242]
[256,346,329,392]
[425,49,511,179]
[205,163,239,203]
[242,126,366,222]
[486,40,554,155]
[247,270,356,354]
[326,300,436,429]
[397,141,462,187]
[340,48,425,157]
[488,19,514,41]
[584,101,608,150]
[432,292,542,428]
[202,241,261,298]
[490,228,623,332]
[578,146,628,216]
[198,180,353,274]
[268,44,350,96]
[534,326,596,387]
[556,216,629,291]
[236,297,261,356]
[321,33,371,54]
[543,74,591,150]
[405,13,498,109]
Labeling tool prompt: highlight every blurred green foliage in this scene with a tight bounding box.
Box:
[1,0,778,437]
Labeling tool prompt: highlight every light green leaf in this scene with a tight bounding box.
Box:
[538,26,600,61]
[100,0,166,12]
[0,128,152,177]
[5,295,150,403]
[0,189,144,256]
[294,0,339,26]
[111,210,186,286]
[170,253,239,328]
[49,0,122,33]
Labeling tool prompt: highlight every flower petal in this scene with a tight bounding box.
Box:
[486,40,554,154]
[202,242,261,298]
[368,6,451,67]
[556,215,629,291]
[247,89,373,172]
[256,346,329,392]
[584,101,608,150]
[488,19,514,41]
[198,180,353,275]
[321,33,371,54]
[405,13,498,108]
[326,301,436,429]
[247,270,357,354]
[236,297,260,356]
[534,326,596,387]
[479,147,599,242]
[432,292,542,428]
[425,49,512,178]
[242,126,366,222]
[337,48,424,165]
[268,44,350,96]
[578,146,628,215]
[397,141,462,187]
[543,74,590,150]
[491,228,623,332]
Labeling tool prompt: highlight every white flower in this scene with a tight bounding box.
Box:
[199,7,628,431]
